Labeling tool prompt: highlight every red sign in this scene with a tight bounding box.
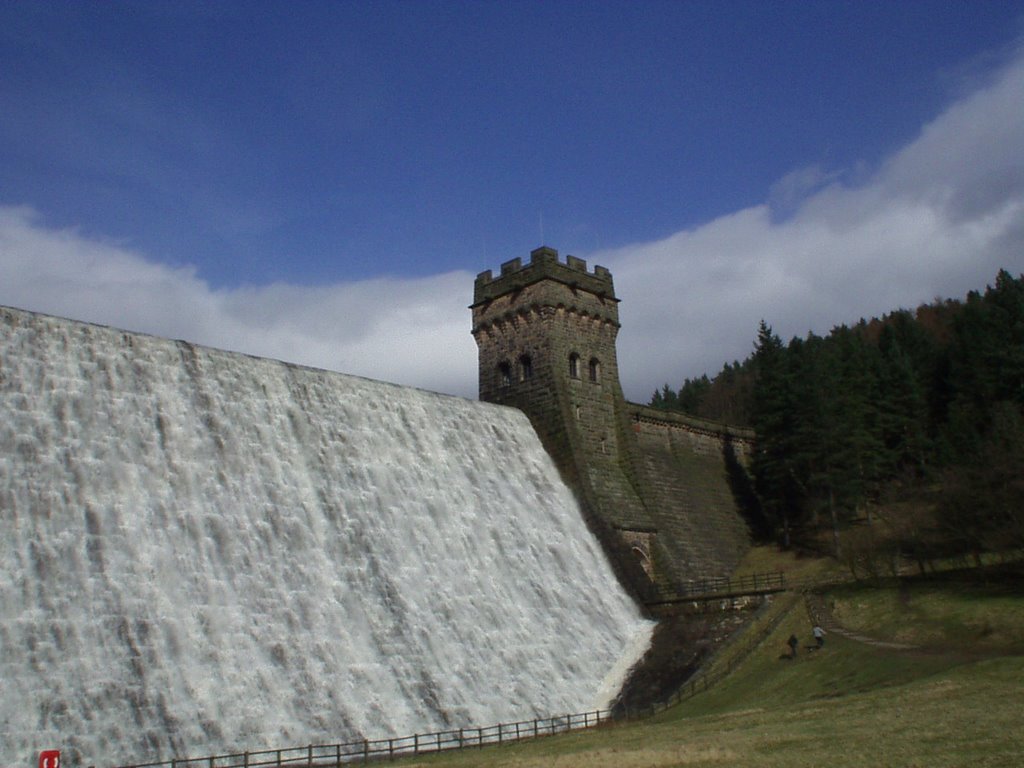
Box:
[39,751,60,768]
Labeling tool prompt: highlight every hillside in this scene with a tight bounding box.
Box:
[405,550,1024,767]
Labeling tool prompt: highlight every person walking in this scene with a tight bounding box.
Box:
[787,633,799,658]
[813,625,826,648]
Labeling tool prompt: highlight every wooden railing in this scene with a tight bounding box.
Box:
[645,570,789,606]
[114,710,612,768]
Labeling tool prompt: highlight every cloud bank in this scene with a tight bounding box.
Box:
[2,47,1023,403]
[599,47,1024,400]
[0,207,479,397]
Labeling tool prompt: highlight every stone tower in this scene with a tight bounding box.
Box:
[472,247,756,599]
[471,246,661,595]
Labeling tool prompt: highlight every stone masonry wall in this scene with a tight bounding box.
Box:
[472,248,755,599]
[626,406,754,581]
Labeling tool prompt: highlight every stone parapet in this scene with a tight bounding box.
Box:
[473,246,618,308]
[629,404,753,463]
[629,404,754,442]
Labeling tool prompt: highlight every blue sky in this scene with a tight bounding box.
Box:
[2,1,1024,400]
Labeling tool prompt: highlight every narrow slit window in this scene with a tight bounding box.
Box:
[519,354,533,381]
[569,353,580,379]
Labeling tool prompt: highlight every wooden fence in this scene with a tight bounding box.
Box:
[114,710,612,768]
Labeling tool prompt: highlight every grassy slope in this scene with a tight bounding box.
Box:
[407,550,1024,768]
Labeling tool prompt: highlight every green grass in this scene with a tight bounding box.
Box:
[401,554,1024,768]
[827,573,1024,651]
[665,603,967,719]
[408,655,1024,767]
[731,544,845,581]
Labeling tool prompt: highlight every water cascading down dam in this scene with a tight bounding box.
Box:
[0,305,653,767]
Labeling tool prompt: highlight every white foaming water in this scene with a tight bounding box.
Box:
[0,307,652,767]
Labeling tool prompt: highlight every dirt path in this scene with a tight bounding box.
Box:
[804,592,919,650]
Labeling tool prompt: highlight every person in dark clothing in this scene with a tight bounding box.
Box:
[787,633,799,658]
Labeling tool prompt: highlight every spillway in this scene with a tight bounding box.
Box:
[0,306,652,767]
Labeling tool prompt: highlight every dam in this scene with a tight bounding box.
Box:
[0,305,652,766]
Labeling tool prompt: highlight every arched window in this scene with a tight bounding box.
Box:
[631,547,654,579]
[519,354,533,381]
[589,357,601,383]
[498,361,512,387]
[568,353,580,379]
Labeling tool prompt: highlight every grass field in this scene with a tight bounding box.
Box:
[402,551,1024,768]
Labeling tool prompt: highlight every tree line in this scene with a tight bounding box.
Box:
[650,269,1024,567]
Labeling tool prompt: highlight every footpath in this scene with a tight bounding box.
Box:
[803,592,919,651]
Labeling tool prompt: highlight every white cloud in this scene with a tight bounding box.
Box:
[0,206,479,398]
[2,48,1023,405]
[768,164,841,219]
[597,47,1024,401]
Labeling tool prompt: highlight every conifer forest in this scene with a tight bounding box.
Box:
[650,270,1024,568]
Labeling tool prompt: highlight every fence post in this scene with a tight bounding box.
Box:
[277,750,282,768]
[307,744,312,766]
[335,743,340,766]
[362,739,368,764]
[459,728,464,750]
[534,718,538,738]
[244,753,249,768]
[498,723,503,745]
[413,734,418,756]
[388,739,393,761]
[515,722,520,740]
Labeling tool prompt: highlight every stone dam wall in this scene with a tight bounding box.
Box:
[472,247,757,600]
[626,405,754,585]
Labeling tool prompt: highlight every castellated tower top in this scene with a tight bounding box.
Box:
[470,246,622,394]
[472,246,618,308]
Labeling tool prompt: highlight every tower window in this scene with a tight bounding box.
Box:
[498,361,512,387]
[569,353,580,379]
[589,358,601,383]
[519,354,533,381]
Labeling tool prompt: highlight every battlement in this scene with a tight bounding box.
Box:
[472,246,617,307]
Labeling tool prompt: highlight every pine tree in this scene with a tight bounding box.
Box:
[677,374,711,415]
[750,321,802,548]
[876,321,931,480]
